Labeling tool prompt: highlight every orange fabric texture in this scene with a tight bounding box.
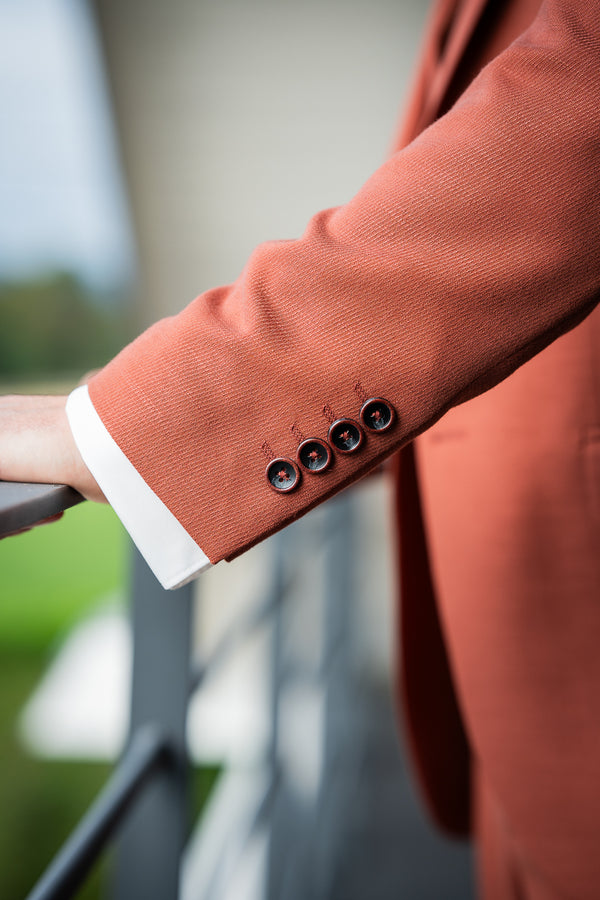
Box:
[89,0,600,895]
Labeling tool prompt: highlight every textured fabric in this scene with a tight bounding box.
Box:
[473,762,568,900]
[415,291,600,898]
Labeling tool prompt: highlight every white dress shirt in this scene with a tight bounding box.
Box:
[66,385,211,589]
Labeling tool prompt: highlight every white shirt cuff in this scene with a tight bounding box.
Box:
[65,384,211,589]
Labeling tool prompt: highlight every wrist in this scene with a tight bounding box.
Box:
[58,401,106,503]
[0,394,105,503]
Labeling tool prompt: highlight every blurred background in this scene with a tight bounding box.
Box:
[0,0,475,897]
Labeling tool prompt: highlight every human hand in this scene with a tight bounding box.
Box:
[0,395,106,504]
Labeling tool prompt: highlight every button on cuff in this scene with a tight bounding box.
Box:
[266,458,301,492]
[360,398,396,433]
[297,438,332,473]
[328,418,364,454]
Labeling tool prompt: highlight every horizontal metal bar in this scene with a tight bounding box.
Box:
[26,724,169,900]
[0,482,83,538]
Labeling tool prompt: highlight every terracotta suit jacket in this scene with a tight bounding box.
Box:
[88,0,600,894]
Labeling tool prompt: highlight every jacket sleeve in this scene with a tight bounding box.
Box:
[88,0,600,565]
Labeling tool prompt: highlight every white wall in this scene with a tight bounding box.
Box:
[93,0,429,322]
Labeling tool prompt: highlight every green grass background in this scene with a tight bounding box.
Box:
[0,501,126,651]
[0,501,215,899]
[0,503,124,899]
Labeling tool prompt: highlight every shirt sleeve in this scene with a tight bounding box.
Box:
[65,385,211,589]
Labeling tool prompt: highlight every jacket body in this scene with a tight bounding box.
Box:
[396,1,600,896]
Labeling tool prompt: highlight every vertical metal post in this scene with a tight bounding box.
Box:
[112,545,194,900]
[265,498,357,900]
[265,526,318,900]
[264,531,287,900]
[267,533,286,778]
[314,491,357,900]
[322,491,355,771]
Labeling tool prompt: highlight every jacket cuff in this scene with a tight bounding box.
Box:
[66,385,212,589]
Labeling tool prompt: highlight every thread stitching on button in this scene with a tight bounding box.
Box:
[299,438,330,471]
[261,442,275,461]
[322,404,336,425]
[354,381,368,403]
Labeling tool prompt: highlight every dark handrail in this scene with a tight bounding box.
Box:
[0,482,83,538]
[26,725,169,900]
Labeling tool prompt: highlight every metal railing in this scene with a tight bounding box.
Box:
[0,480,357,900]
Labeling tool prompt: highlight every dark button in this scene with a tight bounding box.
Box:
[328,418,364,454]
[297,438,332,473]
[360,397,396,433]
[266,458,300,492]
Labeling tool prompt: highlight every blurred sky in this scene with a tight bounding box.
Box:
[0,0,134,291]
